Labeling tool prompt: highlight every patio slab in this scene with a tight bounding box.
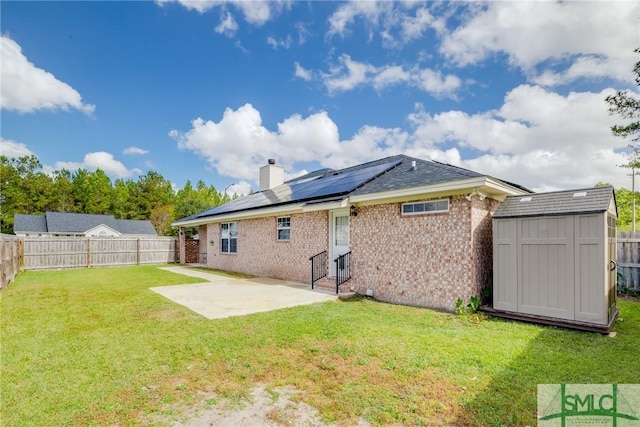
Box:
[150,267,337,319]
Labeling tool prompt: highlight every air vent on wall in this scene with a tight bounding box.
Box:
[520,196,532,202]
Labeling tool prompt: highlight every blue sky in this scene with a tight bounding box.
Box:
[1,1,638,195]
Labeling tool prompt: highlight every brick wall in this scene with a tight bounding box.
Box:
[470,197,500,298]
[350,195,483,311]
[205,211,328,283]
[199,194,499,312]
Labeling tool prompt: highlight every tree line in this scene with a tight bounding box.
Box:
[0,155,239,236]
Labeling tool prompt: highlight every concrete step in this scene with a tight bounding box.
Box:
[338,292,357,300]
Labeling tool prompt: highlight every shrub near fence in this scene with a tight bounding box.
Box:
[1,234,23,289]
[23,237,178,270]
[617,231,640,292]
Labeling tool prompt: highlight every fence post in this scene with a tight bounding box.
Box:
[87,239,92,268]
[1,237,5,289]
[137,238,141,265]
[18,239,24,268]
[9,239,14,282]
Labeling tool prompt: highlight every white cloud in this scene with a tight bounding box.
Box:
[323,54,376,93]
[215,12,239,37]
[295,22,310,45]
[294,62,312,81]
[169,103,340,182]
[123,146,148,155]
[323,2,634,87]
[412,69,461,98]
[158,0,279,26]
[326,2,446,48]
[439,1,638,85]
[407,85,630,190]
[55,152,141,178]
[327,1,392,38]
[0,35,95,115]
[401,6,446,42]
[172,83,632,193]
[267,35,292,49]
[0,137,35,158]
[322,54,461,98]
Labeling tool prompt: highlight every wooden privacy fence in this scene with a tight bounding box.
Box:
[23,237,178,270]
[616,231,640,291]
[1,234,23,289]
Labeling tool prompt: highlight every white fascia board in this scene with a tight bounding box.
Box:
[482,177,530,197]
[172,203,305,227]
[302,198,348,212]
[348,177,528,205]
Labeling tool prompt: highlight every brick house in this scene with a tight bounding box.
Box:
[173,155,529,311]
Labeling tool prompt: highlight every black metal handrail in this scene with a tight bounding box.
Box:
[335,251,351,294]
[309,250,327,289]
[199,252,208,265]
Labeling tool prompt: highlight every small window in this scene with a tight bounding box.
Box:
[277,217,291,241]
[402,199,449,216]
[221,222,237,253]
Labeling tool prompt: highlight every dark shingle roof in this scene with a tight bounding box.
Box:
[177,154,526,222]
[14,214,47,233]
[350,157,483,195]
[493,186,616,219]
[115,219,157,235]
[45,212,116,233]
[13,212,157,235]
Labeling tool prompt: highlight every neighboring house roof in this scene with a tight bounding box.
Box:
[174,154,530,227]
[14,213,47,233]
[14,212,157,235]
[493,186,616,219]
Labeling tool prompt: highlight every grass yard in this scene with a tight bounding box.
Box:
[1,266,639,426]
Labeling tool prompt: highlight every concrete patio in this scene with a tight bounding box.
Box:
[150,266,337,319]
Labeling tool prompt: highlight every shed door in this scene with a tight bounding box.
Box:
[493,219,518,312]
[518,216,575,320]
[574,214,605,323]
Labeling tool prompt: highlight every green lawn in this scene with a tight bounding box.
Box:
[1,266,638,426]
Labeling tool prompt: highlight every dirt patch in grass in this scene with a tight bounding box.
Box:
[143,339,470,426]
[147,385,336,426]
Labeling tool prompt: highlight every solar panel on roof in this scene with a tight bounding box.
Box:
[193,159,400,219]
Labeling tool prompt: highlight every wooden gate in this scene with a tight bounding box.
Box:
[184,239,200,264]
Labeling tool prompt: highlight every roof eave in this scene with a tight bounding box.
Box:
[172,203,306,227]
[494,209,608,219]
[349,176,529,205]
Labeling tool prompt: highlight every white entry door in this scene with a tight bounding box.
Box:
[329,210,350,276]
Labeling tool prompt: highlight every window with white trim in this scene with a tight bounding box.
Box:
[277,216,291,241]
[402,199,449,215]
[220,222,237,253]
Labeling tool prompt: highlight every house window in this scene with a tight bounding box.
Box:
[277,217,291,241]
[220,222,237,253]
[402,199,449,215]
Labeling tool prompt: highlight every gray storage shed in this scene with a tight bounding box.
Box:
[491,186,618,332]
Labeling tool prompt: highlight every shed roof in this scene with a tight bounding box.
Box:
[493,186,616,219]
[14,212,157,235]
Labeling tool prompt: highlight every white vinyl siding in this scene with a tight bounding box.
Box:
[402,199,449,215]
[277,217,291,241]
[220,222,237,253]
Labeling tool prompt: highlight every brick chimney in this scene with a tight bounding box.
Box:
[259,159,284,191]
